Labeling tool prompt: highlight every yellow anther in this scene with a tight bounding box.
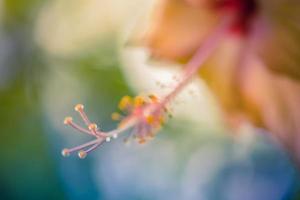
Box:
[146,115,154,124]
[159,116,165,125]
[163,107,168,113]
[134,96,145,107]
[147,132,155,139]
[148,94,158,103]
[88,123,97,131]
[78,150,87,159]
[75,104,84,111]
[118,96,132,110]
[64,117,73,125]
[138,138,146,144]
[118,120,127,128]
[111,112,121,121]
[61,149,70,157]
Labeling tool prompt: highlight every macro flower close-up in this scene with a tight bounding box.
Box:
[0,0,300,199]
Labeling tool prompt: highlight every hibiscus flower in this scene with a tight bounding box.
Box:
[61,0,300,168]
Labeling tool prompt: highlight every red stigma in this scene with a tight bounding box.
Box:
[215,0,258,35]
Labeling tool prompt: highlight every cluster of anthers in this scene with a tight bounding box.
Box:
[62,94,171,159]
[61,16,233,159]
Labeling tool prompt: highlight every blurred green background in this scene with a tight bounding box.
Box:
[0,0,300,200]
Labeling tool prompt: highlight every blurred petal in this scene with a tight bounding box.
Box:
[143,0,220,59]
[240,55,300,161]
[255,0,300,80]
[143,0,300,164]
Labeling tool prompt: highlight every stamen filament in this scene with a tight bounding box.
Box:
[67,120,95,136]
[67,138,103,153]
[85,140,104,153]
[75,104,92,126]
